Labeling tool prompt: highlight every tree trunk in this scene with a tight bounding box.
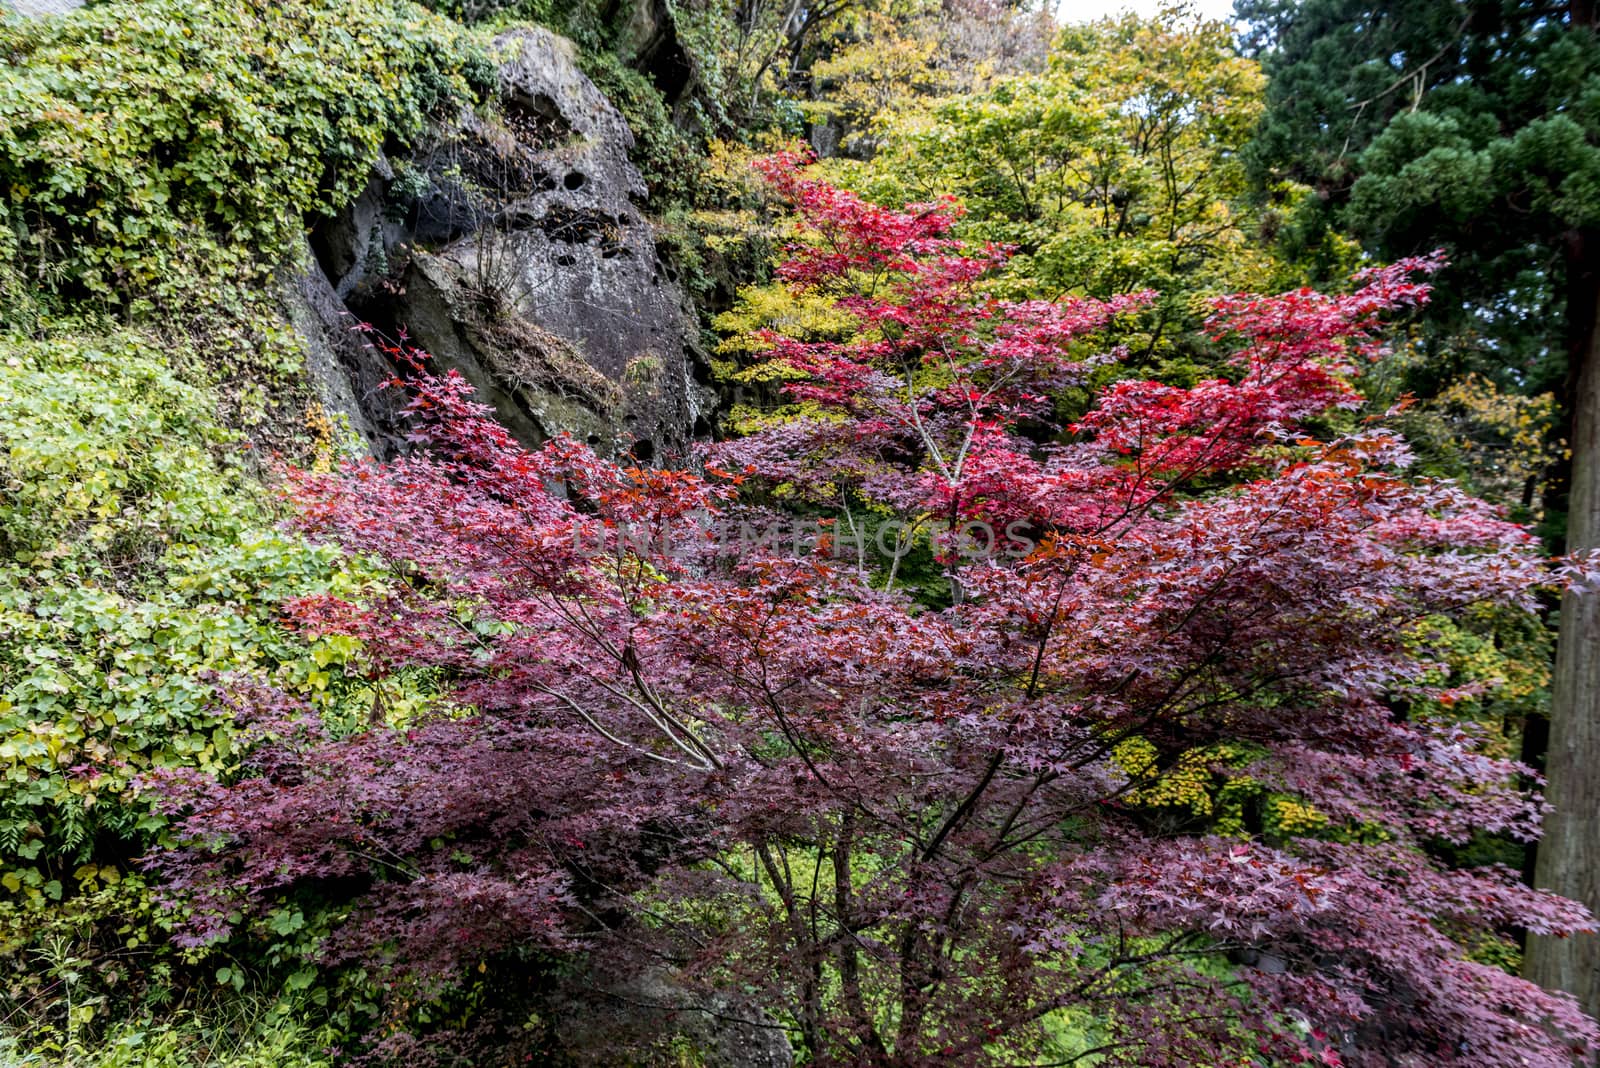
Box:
[1526,226,1600,1029]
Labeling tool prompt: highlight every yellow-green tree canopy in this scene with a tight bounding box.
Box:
[830,8,1287,378]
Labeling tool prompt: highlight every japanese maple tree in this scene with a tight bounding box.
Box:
[150,155,1599,1066]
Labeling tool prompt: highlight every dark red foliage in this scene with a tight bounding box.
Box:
[149,157,1598,1066]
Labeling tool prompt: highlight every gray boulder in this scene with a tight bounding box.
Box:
[299,25,711,461]
[552,966,795,1067]
[279,237,407,457]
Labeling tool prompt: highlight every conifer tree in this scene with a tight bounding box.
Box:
[1241,0,1600,1022]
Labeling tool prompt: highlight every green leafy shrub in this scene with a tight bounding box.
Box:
[0,328,361,935]
[0,328,376,874]
[0,0,500,1051]
[0,999,334,1067]
[0,325,458,1059]
[0,0,491,299]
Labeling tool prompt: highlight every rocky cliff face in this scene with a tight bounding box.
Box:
[286,26,713,462]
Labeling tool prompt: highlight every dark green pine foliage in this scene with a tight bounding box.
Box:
[1242,0,1600,403]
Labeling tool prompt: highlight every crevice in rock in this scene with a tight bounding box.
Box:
[503,91,573,152]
